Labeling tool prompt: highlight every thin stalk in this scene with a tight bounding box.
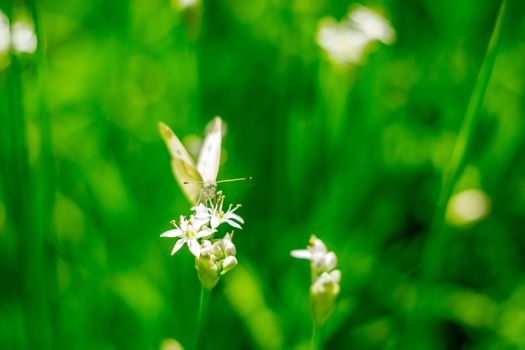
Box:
[195,286,211,350]
[28,0,58,346]
[311,322,323,350]
[414,1,508,349]
[1,3,52,349]
[422,0,507,281]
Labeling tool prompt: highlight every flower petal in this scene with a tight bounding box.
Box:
[193,217,210,229]
[221,256,238,274]
[161,229,183,238]
[222,239,236,256]
[197,228,216,239]
[201,239,212,249]
[188,239,201,257]
[193,203,207,214]
[191,210,210,228]
[210,216,220,229]
[228,213,244,224]
[171,239,185,255]
[324,252,337,270]
[309,235,327,253]
[290,249,312,259]
[331,269,342,282]
[225,219,242,229]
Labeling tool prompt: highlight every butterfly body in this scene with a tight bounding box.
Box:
[201,182,218,202]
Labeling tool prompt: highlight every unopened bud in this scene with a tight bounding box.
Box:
[209,241,223,258]
[323,252,337,271]
[195,234,239,289]
[221,256,238,275]
[221,235,236,256]
[309,235,327,253]
[310,270,341,325]
[195,251,220,289]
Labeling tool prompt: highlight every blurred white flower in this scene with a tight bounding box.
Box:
[291,235,341,324]
[172,0,199,11]
[311,270,342,295]
[12,21,37,54]
[316,4,395,66]
[160,338,184,350]
[291,235,337,274]
[349,5,395,44]
[447,189,491,227]
[317,18,369,66]
[161,215,216,257]
[0,11,9,53]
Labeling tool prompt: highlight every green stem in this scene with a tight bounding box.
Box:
[195,286,211,350]
[1,3,52,349]
[311,322,323,350]
[422,0,507,281]
[28,0,58,346]
[413,2,508,349]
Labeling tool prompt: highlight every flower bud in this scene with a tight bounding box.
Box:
[310,270,341,325]
[221,234,237,256]
[310,235,327,253]
[195,234,239,289]
[195,250,220,289]
[209,241,223,258]
[324,252,337,271]
[292,236,341,325]
[221,256,238,275]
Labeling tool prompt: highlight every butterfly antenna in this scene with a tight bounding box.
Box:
[216,177,253,184]
[183,181,204,184]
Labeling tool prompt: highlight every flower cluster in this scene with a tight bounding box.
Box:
[161,191,243,289]
[291,235,341,325]
[316,4,395,66]
[196,232,237,289]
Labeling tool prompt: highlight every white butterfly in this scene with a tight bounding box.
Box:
[159,117,224,205]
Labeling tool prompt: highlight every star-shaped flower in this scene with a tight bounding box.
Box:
[291,235,337,273]
[194,194,244,229]
[161,215,216,257]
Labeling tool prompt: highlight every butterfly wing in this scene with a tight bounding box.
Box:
[197,116,223,183]
[159,122,202,205]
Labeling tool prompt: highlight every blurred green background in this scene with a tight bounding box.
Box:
[1,0,525,349]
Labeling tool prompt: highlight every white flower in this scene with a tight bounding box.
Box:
[348,5,395,44]
[161,215,216,257]
[316,4,395,66]
[195,194,244,229]
[291,235,327,259]
[193,203,211,226]
[0,11,9,54]
[291,235,337,273]
[12,21,37,54]
[317,17,369,65]
[446,188,491,227]
[292,235,341,325]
